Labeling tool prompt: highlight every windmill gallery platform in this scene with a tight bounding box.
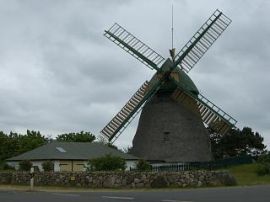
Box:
[100,9,237,163]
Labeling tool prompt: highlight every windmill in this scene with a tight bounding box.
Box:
[100,9,237,162]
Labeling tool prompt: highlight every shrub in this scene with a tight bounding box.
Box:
[0,162,15,171]
[3,163,15,170]
[42,161,54,171]
[87,154,126,171]
[256,163,270,176]
[19,160,32,171]
[136,159,152,171]
[256,153,270,176]
[257,153,270,164]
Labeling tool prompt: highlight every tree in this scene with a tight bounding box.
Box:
[0,162,15,171]
[0,131,10,162]
[210,127,266,160]
[87,154,126,171]
[0,130,48,162]
[56,131,96,142]
[19,160,32,171]
[136,159,152,171]
[17,130,48,155]
[42,161,54,171]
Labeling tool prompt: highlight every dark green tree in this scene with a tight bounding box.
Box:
[42,161,54,171]
[136,159,152,171]
[0,161,15,171]
[0,131,10,162]
[87,154,126,171]
[56,131,96,142]
[17,130,48,155]
[210,127,266,160]
[0,130,47,162]
[19,160,32,171]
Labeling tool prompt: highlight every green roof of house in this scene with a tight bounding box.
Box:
[7,142,138,161]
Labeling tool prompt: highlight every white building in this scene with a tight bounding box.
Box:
[7,142,138,172]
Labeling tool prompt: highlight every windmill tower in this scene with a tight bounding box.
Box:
[100,10,237,162]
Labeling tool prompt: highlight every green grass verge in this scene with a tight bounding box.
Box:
[223,163,270,186]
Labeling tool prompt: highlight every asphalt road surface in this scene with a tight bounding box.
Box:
[0,185,269,202]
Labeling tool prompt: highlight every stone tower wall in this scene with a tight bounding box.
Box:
[131,92,212,162]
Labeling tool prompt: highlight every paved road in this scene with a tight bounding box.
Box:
[0,185,269,202]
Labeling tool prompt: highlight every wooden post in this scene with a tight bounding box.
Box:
[30,167,34,191]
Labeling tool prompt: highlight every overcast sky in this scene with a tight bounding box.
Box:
[0,0,269,149]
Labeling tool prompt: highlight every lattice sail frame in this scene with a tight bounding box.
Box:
[100,81,149,142]
[104,23,165,71]
[100,78,163,142]
[171,81,237,135]
[197,94,237,134]
[174,9,232,73]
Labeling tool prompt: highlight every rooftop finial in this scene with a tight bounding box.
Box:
[171,3,174,50]
[170,2,176,62]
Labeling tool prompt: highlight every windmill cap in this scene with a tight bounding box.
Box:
[174,67,199,96]
[157,67,199,96]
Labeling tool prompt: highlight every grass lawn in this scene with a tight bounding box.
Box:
[223,163,270,186]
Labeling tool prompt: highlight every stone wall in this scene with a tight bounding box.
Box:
[0,170,236,188]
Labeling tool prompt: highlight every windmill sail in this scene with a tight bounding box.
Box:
[171,88,236,135]
[174,9,231,73]
[100,81,149,142]
[197,93,237,134]
[100,78,162,142]
[104,23,165,71]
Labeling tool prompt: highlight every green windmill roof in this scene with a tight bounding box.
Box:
[158,67,199,96]
[174,67,199,95]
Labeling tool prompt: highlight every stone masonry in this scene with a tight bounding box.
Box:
[0,170,236,188]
